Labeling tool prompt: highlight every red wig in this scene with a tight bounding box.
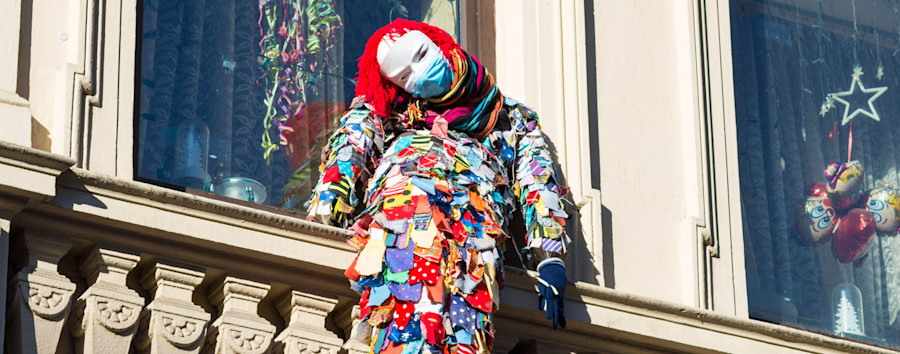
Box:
[355,19,461,117]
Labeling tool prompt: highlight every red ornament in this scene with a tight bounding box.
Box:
[832,208,876,263]
[805,182,828,198]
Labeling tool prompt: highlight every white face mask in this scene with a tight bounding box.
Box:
[378,30,453,98]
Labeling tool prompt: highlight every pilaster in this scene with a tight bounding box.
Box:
[134,260,210,353]
[70,247,145,353]
[273,291,342,354]
[204,277,275,354]
[5,230,77,354]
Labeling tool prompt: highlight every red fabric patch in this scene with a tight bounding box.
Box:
[397,146,417,158]
[456,344,477,354]
[433,210,452,234]
[323,166,342,183]
[345,258,360,281]
[465,284,493,313]
[421,312,446,345]
[383,205,415,220]
[410,256,441,285]
[419,156,438,169]
[435,182,452,195]
[394,301,415,330]
[358,289,371,317]
[414,196,431,213]
[426,279,443,302]
[526,190,540,205]
[443,142,457,158]
[452,221,468,242]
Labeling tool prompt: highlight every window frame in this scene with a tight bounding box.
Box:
[119,0,495,211]
[693,0,750,317]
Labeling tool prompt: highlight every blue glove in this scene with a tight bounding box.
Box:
[536,257,567,329]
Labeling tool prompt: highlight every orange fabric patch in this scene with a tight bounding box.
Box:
[367,301,395,327]
[469,191,486,211]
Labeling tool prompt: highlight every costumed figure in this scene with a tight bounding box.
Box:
[306,20,570,353]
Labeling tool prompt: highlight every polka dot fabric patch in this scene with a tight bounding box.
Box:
[409,256,440,285]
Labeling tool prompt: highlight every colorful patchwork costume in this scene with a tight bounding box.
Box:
[307,20,570,353]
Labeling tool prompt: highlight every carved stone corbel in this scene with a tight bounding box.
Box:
[134,260,210,353]
[333,303,370,354]
[273,291,343,354]
[6,230,77,354]
[203,277,275,354]
[70,247,145,353]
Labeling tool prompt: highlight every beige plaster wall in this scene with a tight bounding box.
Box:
[596,0,704,307]
[494,0,706,306]
[21,0,82,155]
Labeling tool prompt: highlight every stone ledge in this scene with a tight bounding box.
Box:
[61,168,353,244]
[0,141,75,173]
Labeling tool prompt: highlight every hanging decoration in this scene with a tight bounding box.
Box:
[257,0,343,164]
[826,67,888,126]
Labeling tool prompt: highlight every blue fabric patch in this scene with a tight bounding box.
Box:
[410,176,436,195]
[454,329,472,345]
[368,285,391,306]
[337,161,354,176]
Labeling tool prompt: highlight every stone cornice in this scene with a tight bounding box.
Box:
[0,141,75,173]
[60,168,353,243]
[0,142,74,215]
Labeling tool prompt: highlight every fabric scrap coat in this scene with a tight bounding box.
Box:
[307,95,570,353]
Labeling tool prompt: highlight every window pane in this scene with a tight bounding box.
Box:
[732,0,900,348]
[137,0,460,209]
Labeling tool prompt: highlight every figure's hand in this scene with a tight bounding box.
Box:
[536,258,567,329]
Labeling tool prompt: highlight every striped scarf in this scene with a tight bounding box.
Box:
[406,49,504,138]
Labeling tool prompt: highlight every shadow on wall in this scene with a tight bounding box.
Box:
[53,170,109,211]
[601,204,615,289]
[31,118,51,152]
[542,130,603,286]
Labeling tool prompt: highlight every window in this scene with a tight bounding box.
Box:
[135,0,462,210]
[731,0,900,348]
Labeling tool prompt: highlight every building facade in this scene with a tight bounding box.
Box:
[1,0,897,353]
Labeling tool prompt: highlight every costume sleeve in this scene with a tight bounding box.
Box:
[307,97,385,227]
[510,104,570,266]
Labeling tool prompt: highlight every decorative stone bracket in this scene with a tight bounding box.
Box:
[70,247,145,353]
[273,291,342,354]
[5,231,76,354]
[134,260,211,353]
[204,277,275,354]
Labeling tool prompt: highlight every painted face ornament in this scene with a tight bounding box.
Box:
[377,30,453,98]
[792,196,837,245]
[866,186,900,236]
[825,161,865,210]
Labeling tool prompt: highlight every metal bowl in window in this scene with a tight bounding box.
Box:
[214,177,267,204]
